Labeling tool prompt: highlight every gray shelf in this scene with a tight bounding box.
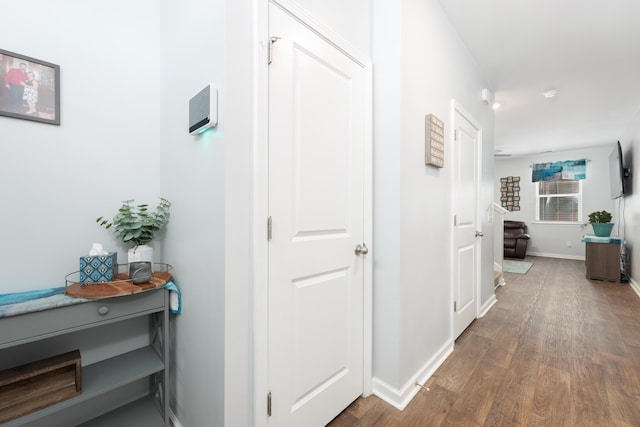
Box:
[77,396,164,427]
[0,290,169,427]
[3,347,163,427]
[82,346,164,396]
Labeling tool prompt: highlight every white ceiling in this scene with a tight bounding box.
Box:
[438,0,640,157]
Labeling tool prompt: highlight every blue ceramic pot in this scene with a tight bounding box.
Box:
[592,223,614,237]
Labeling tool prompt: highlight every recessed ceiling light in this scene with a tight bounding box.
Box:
[543,89,559,99]
[492,102,501,110]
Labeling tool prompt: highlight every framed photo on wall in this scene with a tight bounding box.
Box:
[0,48,60,125]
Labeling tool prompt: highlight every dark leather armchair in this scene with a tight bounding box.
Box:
[504,220,530,259]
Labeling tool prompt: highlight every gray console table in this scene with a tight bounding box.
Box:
[0,289,169,427]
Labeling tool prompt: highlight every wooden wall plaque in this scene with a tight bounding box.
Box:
[425,114,444,168]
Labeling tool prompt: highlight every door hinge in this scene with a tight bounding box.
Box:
[453,215,457,226]
[454,129,458,140]
[267,391,272,416]
[268,36,281,65]
[268,216,272,240]
[454,301,457,312]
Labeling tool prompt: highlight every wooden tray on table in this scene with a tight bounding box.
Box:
[65,265,172,299]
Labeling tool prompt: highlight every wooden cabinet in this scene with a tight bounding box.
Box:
[585,242,621,282]
[0,290,169,427]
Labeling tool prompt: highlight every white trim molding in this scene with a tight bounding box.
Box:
[372,340,453,410]
[526,251,585,261]
[169,408,183,427]
[479,294,497,317]
[271,0,368,66]
[629,276,640,298]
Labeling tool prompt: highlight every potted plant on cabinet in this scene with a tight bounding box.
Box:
[588,210,614,237]
[96,197,171,265]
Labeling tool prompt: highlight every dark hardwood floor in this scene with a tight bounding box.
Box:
[328,256,640,426]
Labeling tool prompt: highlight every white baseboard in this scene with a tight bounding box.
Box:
[479,294,497,317]
[372,340,453,410]
[629,277,640,299]
[169,408,183,427]
[526,251,585,261]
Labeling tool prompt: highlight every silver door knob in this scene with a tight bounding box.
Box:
[475,231,484,237]
[355,244,369,255]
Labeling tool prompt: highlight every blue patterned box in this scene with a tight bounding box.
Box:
[79,253,118,285]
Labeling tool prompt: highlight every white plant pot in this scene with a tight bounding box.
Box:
[128,245,154,265]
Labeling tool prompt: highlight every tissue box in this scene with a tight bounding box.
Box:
[79,252,118,285]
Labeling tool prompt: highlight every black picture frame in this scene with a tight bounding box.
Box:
[0,48,60,125]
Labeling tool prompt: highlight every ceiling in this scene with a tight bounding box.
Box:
[438,0,640,157]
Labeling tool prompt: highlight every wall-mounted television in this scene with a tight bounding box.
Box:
[609,141,628,199]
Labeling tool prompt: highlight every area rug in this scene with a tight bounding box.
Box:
[503,260,533,274]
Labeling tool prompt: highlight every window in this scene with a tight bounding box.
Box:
[535,180,582,223]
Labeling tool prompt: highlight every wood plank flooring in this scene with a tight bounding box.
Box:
[328,256,640,426]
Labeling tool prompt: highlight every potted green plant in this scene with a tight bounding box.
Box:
[97,197,171,264]
[588,210,614,237]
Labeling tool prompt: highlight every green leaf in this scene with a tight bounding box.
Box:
[96,197,171,245]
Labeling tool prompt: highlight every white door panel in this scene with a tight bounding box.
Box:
[456,245,475,311]
[268,4,365,426]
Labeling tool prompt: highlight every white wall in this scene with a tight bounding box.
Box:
[0,1,161,293]
[223,0,255,426]
[621,120,639,285]
[372,0,495,406]
[158,0,227,425]
[494,145,615,259]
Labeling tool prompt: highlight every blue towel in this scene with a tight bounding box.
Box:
[0,283,182,318]
[581,235,624,244]
[0,288,86,318]
[0,287,66,306]
[163,282,182,314]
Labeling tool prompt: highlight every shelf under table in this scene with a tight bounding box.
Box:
[77,396,165,427]
[3,346,163,427]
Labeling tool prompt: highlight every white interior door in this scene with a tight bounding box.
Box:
[452,106,481,339]
[267,4,366,426]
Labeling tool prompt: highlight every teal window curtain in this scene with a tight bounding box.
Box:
[532,159,587,182]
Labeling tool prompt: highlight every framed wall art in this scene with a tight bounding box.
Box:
[425,114,444,168]
[0,48,60,125]
[500,176,520,211]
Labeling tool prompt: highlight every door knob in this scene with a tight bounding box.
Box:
[355,244,369,255]
[475,231,484,237]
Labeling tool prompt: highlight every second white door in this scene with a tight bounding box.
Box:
[452,106,481,339]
